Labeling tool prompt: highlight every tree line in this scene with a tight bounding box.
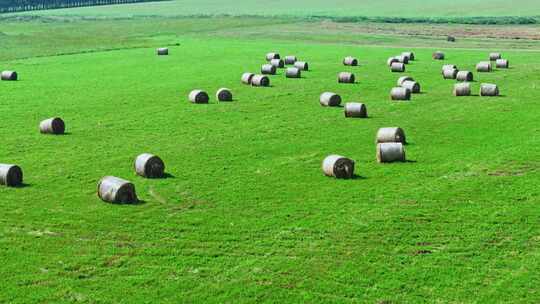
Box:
[0,0,166,13]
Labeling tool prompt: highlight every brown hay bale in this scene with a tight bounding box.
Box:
[320,92,341,107]
[402,51,415,60]
[216,88,233,101]
[338,72,355,84]
[476,61,492,72]
[344,102,367,118]
[387,57,399,67]
[189,90,209,103]
[343,56,358,66]
[496,59,509,68]
[1,71,18,81]
[294,61,309,71]
[489,53,502,61]
[97,176,138,204]
[442,68,458,80]
[135,153,165,178]
[261,64,276,75]
[270,59,285,68]
[456,71,473,82]
[442,64,457,73]
[251,75,270,87]
[284,56,297,65]
[0,164,23,187]
[322,155,355,179]
[39,117,65,135]
[480,83,499,96]
[241,72,255,85]
[376,127,406,144]
[395,55,409,64]
[376,143,406,163]
[453,83,471,96]
[390,87,411,100]
[285,67,301,78]
[391,62,405,72]
[266,52,280,61]
[156,48,168,55]
[401,80,420,94]
[397,76,414,86]
[433,51,445,60]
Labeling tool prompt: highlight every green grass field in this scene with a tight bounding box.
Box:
[1,2,540,303]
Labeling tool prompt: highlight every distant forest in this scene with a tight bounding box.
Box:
[0,0,166,13]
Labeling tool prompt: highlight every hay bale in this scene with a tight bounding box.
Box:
[39,117,65,135]
[453,83,471,96]
[1,71,17,81]
[476,61,492,72]
[456,71,473,82]
[343,56,358,66]
[189,90,209,104]
[496,59,509,68]
[395,55,409,64]
[251,75,270,87]
[320,92,341,107]
[447,36,456,42]
[442,64,457,73]
[480,83,499,96]
[489,53,502,61]
[285,67,301,78]
[97,176,138,204]
[266,52,280,61]
[402,52,415,61]
[270,59,285,68]
[376,127,406,144]
[216,88,233,101]
[241,72,255,85]
[261,64,276,75]
[156,48,168,55]
[433,51,445,60]
[0,164,23,187]
[294,61,309,71]
[391,62,405,72]
[387,57,399,67]
[322,155,355,179]
[397,76,414,86]
[402,80,420,93]
[135,153,165,178]
[338,72,355,84]
[442,68,458,80]
[344,102,367,118]
[376,143,406,163]
[284,56,297,65]
[390,87,411,100]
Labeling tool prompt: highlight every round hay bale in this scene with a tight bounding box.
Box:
[433,51,445,60]
[447,36,456,42]
[261,64,276,75]
[456,71,473,82]
[216,88,233,101]
[391,62,405,72]
[320,92,341,107]
[270,59,285,68]
[390,87,411,100]
[402,80,420,94]
[322,155,355,179]
[285,67,301,78]
[377,143,406,163]
[453,83,471,96]
[395,55,409,64]
[338,72,355,84]
[489,53,502,61]
[476,61,492,72]
[294,61,309,71]
[1,71,18,81]
[376,127,406,144]
[266,52,280,61]
[442,64,457,73]
[284,55,297,65]
[135,153,165,178]
[251,75,270,87]
[397,76,414,86]
[480,83,499,96]
[387,57,399,67]
[156,48,168,55]
[241,72,255,85]
[402,51,415,60]
[0,164,23,187]
[39,117,65,135]
[189,90,209,104]
[496,59,509,69]
[97,176,138,204]
[343,56,358,66]
[442,68,458,80]
[344,102,367,118]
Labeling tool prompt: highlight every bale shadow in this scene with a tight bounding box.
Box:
[13,183,31,188]
[162,173,175,179]
[405,160,417,163]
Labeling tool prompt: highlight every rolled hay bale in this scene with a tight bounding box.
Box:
[390,87,411,101]
[402,51,415,60]
[189,90,209,104]
[344,102,367,118]
[376,143,406,163]
[442,64,457,73]
[476,61,492,72]
[343,56,358,66]
[322,155,355,179]
[447,36,456,42]
[496,59,509,69]
[266,52,280,61]
[285,67,301,78]
[251,75,270,87]
[395,55,409,64]
[401,80,420,94]
[135,153,165,178]
[261,64,276,75]
[1,71,18,81]
[376,127,406,144]
[338,72,355,84]
[156,47,168,55]
[387,57,399,67]
[97,176,138,204]
[241,72,255,85]
[39,117,65,135]
[442,68,458,80]
[0,164,23,187]
[294,61,309,71]
[391,62,405,72]
[489,52,502,61]
[453,83,471,96]
[216,88,233,101]
[319,92,341,107]
[456,71,473,82]
[270,58,285,68]
[433,51,445,60]
[284,55,297,65]
[480,83,499,97]
[397,76,414,86]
